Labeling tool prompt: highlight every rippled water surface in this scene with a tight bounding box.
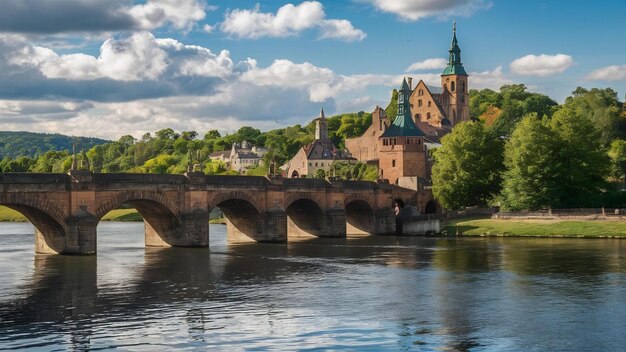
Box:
[1,222,626,351]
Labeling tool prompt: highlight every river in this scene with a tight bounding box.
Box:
[0,222,625,351]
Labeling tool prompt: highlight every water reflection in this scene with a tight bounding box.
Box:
[0,224,625,351]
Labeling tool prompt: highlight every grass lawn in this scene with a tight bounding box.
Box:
[0,205,143,222]
[442,217,626,238]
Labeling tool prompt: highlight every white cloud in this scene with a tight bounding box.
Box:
[364,0,492,21]
[221,2,366,42]
[128,0,209,30]
[318,19,367,42]
[10,32,168,81]
[510,53,574,77]
[584,64,626,81]
[406,58,447,72]
[469,65,512,89]
[8,32,235,82]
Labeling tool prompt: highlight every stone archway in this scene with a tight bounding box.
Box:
[286,198,325,238]
[345,200,375,235]
[95,191,181,247]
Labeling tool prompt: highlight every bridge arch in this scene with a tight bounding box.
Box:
[0,193,68,253]
[345,199,375,235]
[209,191,264,241]
[285,197,326,238]
[95,191,181,246]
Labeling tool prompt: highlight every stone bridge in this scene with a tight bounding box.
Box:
[0,171,417,255]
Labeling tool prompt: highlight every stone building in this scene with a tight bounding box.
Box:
[344,106,390,162]
[346,22,468,163]
[378,78,430,185]
[209,140,268,173]
[285,109,355,178]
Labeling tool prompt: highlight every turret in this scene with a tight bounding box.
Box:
[315,108,329,140]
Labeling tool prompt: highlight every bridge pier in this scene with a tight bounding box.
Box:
[374,208,396,235]
[321,208,347,238]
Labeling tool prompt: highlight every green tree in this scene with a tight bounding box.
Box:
[608,139,626,187]
[315,169,327,179]
[385,89,398,121]
[501,115,562,210]
[561,87,623,145]
[501,111,610,209]
[432,121,504,210]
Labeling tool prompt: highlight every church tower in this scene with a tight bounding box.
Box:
[315,108,329,140]
[378,78,428,185]
[441,21,469,126]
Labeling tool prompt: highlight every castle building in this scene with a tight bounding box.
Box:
[346,22,469,163]
[378,78,429,185]
[344,106,390,162]
[285,109,355,178]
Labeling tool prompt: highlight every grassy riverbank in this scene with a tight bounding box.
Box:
[443,218,626,238]
[0,205,142,222]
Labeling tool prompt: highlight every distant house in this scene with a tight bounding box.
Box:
[208,140,269,173]
[284,109,355,178]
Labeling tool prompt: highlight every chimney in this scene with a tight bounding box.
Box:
[407,77,413,90]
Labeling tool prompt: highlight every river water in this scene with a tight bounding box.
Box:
[0,222,625,351]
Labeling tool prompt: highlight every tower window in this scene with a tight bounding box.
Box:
[451,81,456,92]
[461,95,465,103]
[392,160,396,167]
[462,82,466,92]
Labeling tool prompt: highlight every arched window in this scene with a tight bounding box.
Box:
[415,113,420,120]
[462,82,466,92]
[418,99,422,107]
[451,81,456,92]
[419,89,423,96]
[427,112,431,119]
[392,160,396,167]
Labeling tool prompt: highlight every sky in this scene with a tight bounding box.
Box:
[0,0,624,140]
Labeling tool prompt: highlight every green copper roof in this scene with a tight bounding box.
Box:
[381,78,425,138]
[442,64,467,76]
[441,21,468,76]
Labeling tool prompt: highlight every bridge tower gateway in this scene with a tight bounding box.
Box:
[0,170,417,255]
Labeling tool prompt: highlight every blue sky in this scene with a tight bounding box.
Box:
[0,0,623,139]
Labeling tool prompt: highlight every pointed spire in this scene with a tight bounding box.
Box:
[319,108,326,120]
[442,21,467,76]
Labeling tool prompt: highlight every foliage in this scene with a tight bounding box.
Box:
[608,139,626,184]
[315,169,327,179]
[0,131,108,159]
[385,89,399,121]
[501,112,609,210]
[432,121,504,210]
[470,84,558,137]
[332,161,378,181]
[560,87,624,146]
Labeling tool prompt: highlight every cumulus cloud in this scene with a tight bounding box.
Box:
[469,65,512,89]
[8,32,235,82]
[406,58,447,72]
[221,2,366,42]
[584,64,626,81]
[128,0,209,30]
[0,0,210,34]
[363,0,492,21]
[510,54,574,76]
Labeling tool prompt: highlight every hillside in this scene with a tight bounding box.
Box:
[0,131,109,158]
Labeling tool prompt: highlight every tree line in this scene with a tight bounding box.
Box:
[433,85,626,210]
